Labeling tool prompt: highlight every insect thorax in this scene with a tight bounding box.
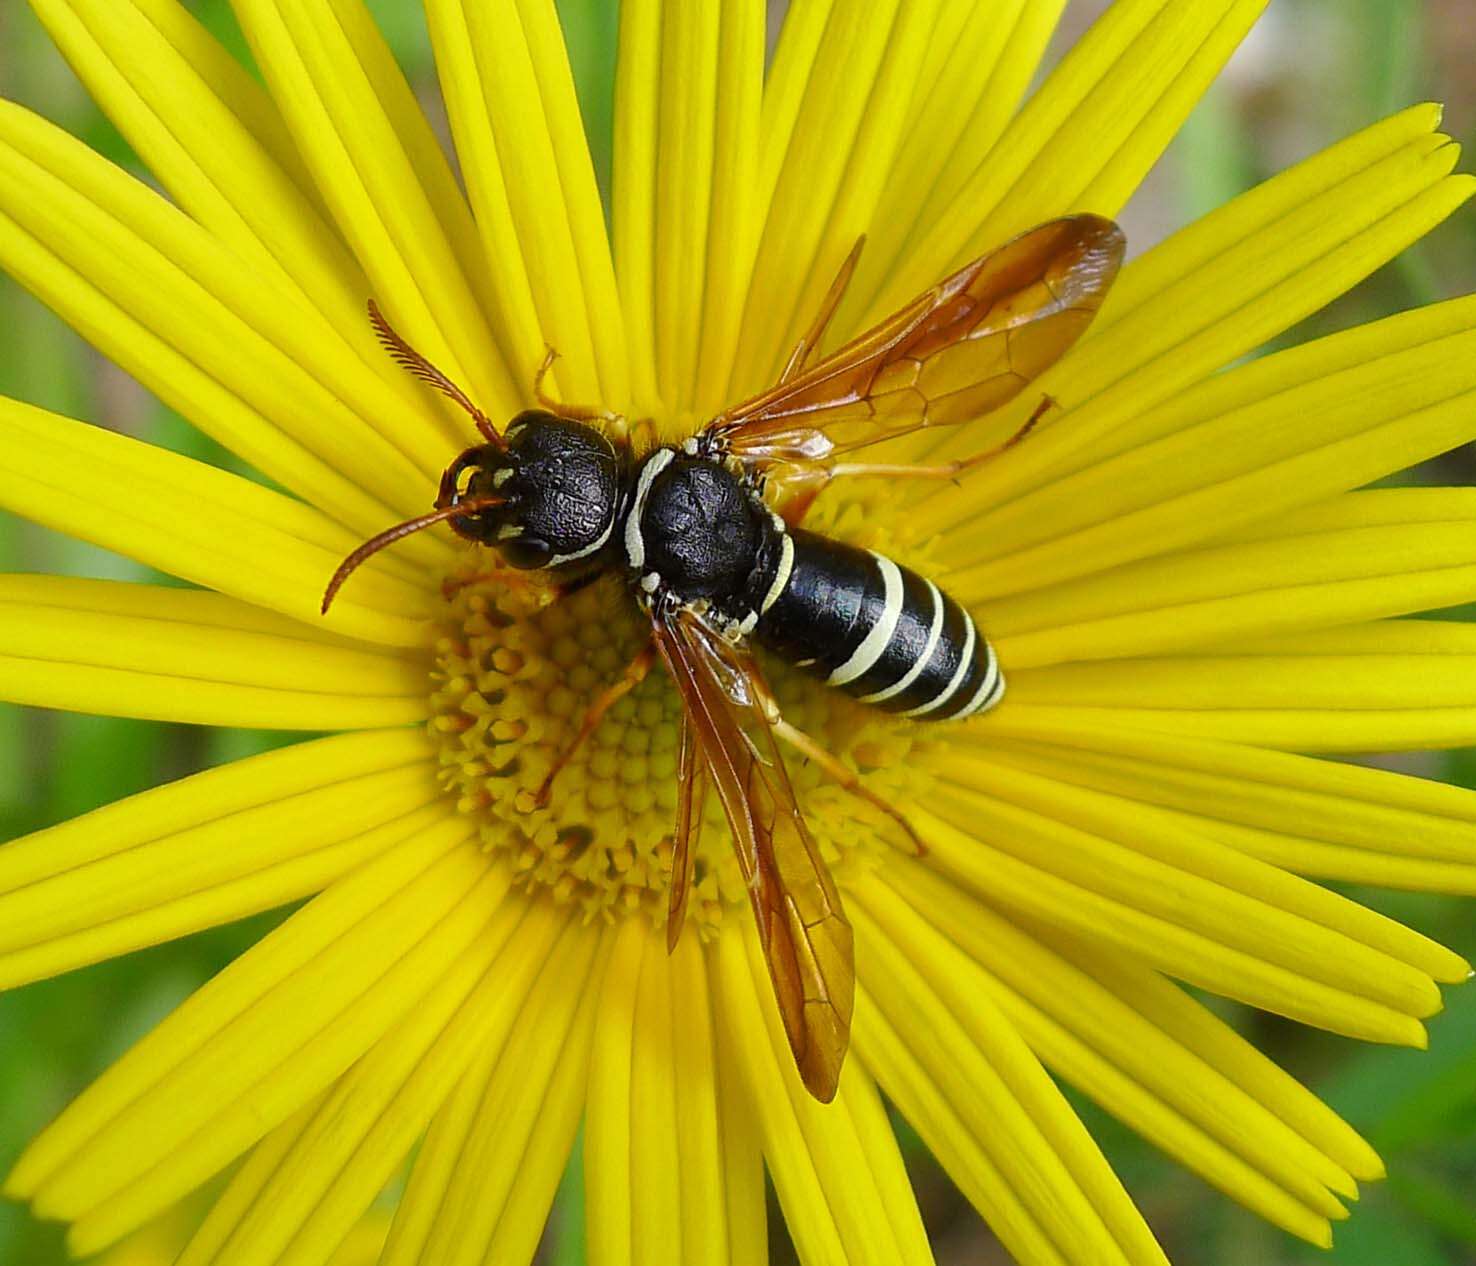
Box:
[625,446,784,629]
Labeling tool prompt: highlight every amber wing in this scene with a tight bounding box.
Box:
[706,214,1125,466]
[653,608,854,1101]
[665,713,707,952]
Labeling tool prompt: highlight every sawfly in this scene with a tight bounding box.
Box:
[325,215,1125,1100]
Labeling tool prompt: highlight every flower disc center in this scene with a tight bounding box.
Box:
[430,553,931,935]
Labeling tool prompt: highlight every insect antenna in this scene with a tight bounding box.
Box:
[367,300,506,450]
[321,497,506,614]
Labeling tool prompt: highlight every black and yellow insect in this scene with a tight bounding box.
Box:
[324,215,1126,1101]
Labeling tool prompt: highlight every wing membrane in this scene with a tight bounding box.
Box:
[665,713,707,951]
[653,608,853,1101]
[707,215,1125,465]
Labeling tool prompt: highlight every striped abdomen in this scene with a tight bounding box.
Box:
[753,529,1002,720]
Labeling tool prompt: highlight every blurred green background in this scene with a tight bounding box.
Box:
[1,0,1475,1262]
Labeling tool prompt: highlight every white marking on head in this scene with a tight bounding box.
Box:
[640,571,661,593]
[492,467,514,488]
[546,512,616,568]
[497,523,523,540]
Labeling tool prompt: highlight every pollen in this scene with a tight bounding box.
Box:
[429,543,934,936]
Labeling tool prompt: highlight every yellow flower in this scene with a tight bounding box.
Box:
[95,1203,390,1266]
[1,1,1474,1264]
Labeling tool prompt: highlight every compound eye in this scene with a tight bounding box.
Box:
[498,533,552,570]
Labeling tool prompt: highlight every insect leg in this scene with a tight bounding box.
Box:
[828,394,1057,485]
[741,651,927,859]
[778,235,867,384]
[441,567,551,603]
[516,638,657,812]
[770,718,926,857]
[533,344,628,427]
[440,565,602,605]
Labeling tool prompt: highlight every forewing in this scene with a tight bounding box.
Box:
[652,609,854,1101]
[708,215,1125,465]
[665,713,707,952]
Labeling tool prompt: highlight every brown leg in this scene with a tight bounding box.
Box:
[630,415,660,452]
[763,463,834,528]
[516,639,657,812]
[771,717,925,857]
[779,235,867,384]
[442,567,546,603]
[742,663,924,854]
[533,344,627,428]
[442,565,603,611]
[829,394,1057,485]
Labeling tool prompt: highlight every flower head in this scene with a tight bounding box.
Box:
[1,1,1475,1263]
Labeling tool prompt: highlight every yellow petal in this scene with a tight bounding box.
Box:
[978,489,1476,664]
[689,1,765,418]
[1039,706,1476,753]
[920,107,1472,485]
[695,0,825,405]
[713,945,768,1266]
[0,399,436,647]
[713,924,932,1266]
[609,0,662,412]
[652,2,722,412]
[178,1095,331,1266]
[1239,619,1476,654]
[176,892,565,1266]
[425,0,630,411]
[859,1,1067,306]
[381,915,603,1266]
[0,101,462,529]
[0,728,442,990]
[64,0,318,186]
[1006,628,1476,751]
[61,849,505,1256]
[853,1003,1072,1265]
[933,296,1476,599]
[973,709,1476,929]
[28,0,440,427]
[0,574,426,728]
[725,0,951,401]
[612,0,764,418]
[931,754,1446,1019]
[850,885,1170,1265]
[949,735,1465,984]
[911,787,1431,1046]
[231,0,518,417]
[864,0,1267,324]
[7,819,478,1219]
[863,866,1357,1244]
[583,917,643,1266]
[586,922,726,1266]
